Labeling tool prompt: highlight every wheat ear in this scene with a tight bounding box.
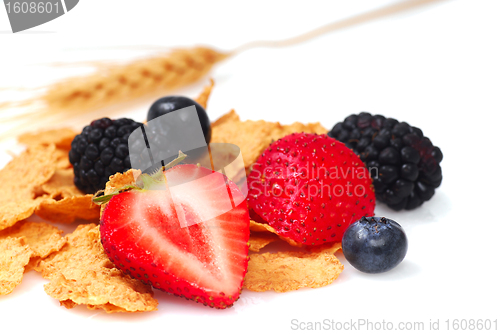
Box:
[43,47,225,111]
[0,47,227,140]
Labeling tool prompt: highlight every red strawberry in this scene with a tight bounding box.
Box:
[99,164,250,309]
[247,133,375,246]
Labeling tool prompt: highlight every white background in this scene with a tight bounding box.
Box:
[1,1,499,333]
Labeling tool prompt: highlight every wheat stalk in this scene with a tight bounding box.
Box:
[44,47,226,111]
[0,47,227,140]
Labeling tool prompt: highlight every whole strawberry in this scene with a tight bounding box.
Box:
[97,163,250,309]
[247,133,375,246]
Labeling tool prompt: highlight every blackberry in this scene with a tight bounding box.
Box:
[69,117,142,194]
[328,112,443,210]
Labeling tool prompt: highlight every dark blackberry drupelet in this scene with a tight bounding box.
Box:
[69,118,142,194]
[328,112,443,210]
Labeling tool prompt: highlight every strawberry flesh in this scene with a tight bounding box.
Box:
[100,164,250,308]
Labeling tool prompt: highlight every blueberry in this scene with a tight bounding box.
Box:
[342,217,408,273]
[147,96,211,144]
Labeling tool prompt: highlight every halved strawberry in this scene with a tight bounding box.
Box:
[99,164,250,309]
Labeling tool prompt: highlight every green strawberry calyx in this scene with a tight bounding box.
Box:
[92,150,187,205]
